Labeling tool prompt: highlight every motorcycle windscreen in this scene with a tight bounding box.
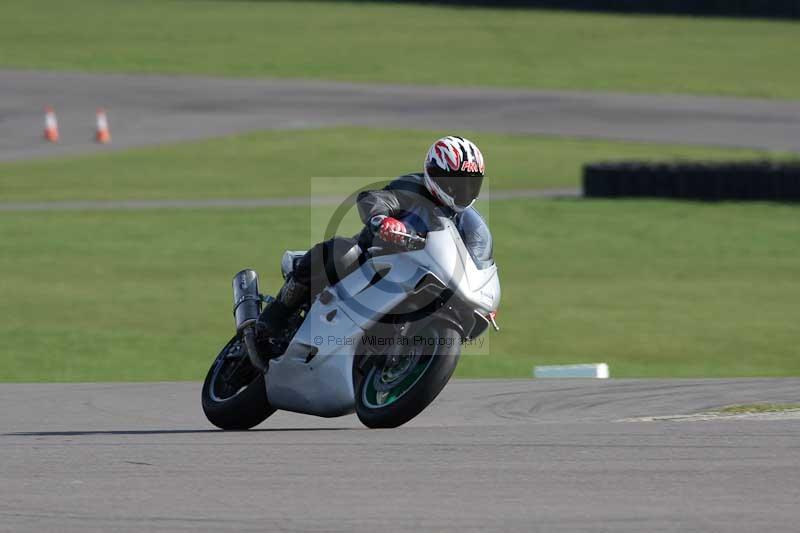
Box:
[458,208,494,270]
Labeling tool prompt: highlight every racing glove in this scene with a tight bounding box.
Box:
[374,216,407,244]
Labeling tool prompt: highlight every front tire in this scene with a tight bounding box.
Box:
[202,336,276,430]
[354,320,461,429]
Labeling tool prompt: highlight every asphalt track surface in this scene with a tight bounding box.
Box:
[2,379,800,532]
[2,70,800,163]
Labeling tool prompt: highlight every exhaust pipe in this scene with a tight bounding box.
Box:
[232,269,268,370]
[233,269,261,331]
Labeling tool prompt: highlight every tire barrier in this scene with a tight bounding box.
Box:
[369,1,800,19]
[583,161,800,201]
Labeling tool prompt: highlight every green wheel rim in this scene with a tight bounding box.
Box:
[361,329,441,408]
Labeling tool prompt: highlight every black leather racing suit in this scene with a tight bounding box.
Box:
[256,172,491,349]
[292,172,445,296]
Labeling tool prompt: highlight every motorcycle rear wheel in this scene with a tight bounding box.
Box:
[201,335,276,430]
[354,320,461,429]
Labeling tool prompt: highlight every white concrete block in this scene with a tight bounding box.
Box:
[534,363,609,379]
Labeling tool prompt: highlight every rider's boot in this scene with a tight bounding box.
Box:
[255,275,309,354]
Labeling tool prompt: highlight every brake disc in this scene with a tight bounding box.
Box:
[373,350,422,393]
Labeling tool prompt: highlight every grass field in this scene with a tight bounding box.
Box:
[2,0,798,380]
[0,128,785,202]
[1,0,799,99]
[1,127,799,381]
[716,404,800,414]
[2,198,799,382]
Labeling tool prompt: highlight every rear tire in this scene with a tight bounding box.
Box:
[202,336,276,430]
[354,320,461,429]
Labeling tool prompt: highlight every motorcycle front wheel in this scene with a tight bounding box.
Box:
[201,335,276,430]
[354,320,461,429]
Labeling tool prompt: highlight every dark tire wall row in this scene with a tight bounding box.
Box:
[583,161,800,201]
[398,1,800,19]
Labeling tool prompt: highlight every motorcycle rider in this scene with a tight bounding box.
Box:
[256,135,486,351]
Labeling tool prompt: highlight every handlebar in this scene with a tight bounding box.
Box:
[389,230,426,244]
[367,230,427,257]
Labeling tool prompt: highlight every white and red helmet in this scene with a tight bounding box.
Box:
[423,136,485,212]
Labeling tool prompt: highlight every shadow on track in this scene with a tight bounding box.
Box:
[5,428,358,437]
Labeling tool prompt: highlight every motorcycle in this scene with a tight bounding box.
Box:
[201,208,500,429]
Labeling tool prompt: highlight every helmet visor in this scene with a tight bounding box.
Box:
[437,175,484,208]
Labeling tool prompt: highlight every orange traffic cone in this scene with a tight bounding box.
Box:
[95,108,111,144]
[43,106,60,143]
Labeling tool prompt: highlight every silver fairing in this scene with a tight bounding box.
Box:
[265,215,500,417]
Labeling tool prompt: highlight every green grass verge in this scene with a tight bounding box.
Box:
[1,0,799,99]
[2,199,799,381]
[0,128,784,202]
[715,404,800,414]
